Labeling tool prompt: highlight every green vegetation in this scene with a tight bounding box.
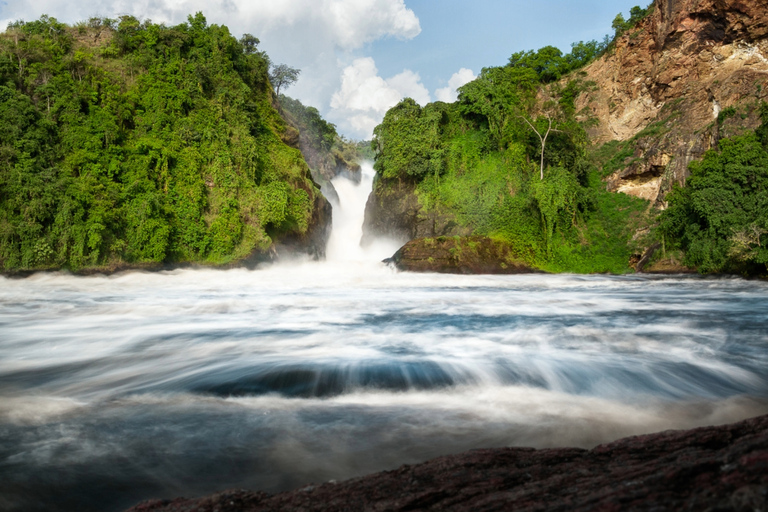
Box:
[611,5,651,39]
[279,95,361,181]
[372,43,649,273]
[0,14,323,271]
[369,3,663,274]
[659,105,768,274]
[369,0,765,276]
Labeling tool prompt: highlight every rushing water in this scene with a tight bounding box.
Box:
[1,164,768,512]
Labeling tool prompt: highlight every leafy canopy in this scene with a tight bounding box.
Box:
[659,105,768,273]
[0,13,320,271]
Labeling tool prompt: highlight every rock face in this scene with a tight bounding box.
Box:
[270,191,332,261]
[388,236,537,274]
[363,0,768,248]
[126,413,768,512]
[576,0,768,205]
[361,179,469,246]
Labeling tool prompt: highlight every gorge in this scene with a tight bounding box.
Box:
[1,0,768,510]
[1,167,768,512]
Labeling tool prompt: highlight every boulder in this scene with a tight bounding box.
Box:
[386,236,537,274]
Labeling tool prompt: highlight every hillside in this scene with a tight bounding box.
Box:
[363,0,768,276]
[0,14,338,273]
[278,94,362,204]
[577,0,768,205]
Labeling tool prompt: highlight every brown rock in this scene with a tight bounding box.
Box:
[573,0,768,205]
[362,180,470,246]
[125,414,768,512]
[387,236,538,274]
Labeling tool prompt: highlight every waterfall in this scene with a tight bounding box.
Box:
[324,161,401,264]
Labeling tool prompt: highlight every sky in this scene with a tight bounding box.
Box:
[0,0,643,139]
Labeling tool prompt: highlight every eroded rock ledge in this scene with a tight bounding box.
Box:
[386,236,538,274]
[127,414,768,512]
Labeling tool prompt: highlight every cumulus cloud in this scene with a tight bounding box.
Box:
[329,57,430,139]
[0,0,421,130]
[1,0,420,49]
[435,68,477,103]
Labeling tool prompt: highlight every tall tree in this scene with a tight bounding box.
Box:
[269,63,300,97]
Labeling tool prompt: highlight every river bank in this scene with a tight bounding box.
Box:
[126,413,768,511]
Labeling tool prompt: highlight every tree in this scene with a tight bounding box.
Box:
[457,65,538,148]
[269,63,300,97]
[508,46,566,83]
[371,98,446,180]
[659,126,768,273]
[612,13,628,38]
[628,6,648,25]
[239,33,260,54]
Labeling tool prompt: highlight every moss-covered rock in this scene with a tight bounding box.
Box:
[387,236,539,274]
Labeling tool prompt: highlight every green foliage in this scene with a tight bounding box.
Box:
[280,95,337,152]
[269,63,300,97]
[612,5,649,38]
[372,99,448,180]
[370,25,650,274]
[659,120,768,274]
[530,166,581,251]
[367,3,673,274]
[456,66,537,148]
[404,121,645,274]
[0,13,321,271]
[717,106,737,126]
[506,39,608,85]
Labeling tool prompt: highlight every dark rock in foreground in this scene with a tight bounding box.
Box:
[126,414,768,512]
[387,236,538,274]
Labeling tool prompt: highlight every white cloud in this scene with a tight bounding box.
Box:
[0,0,421,135]
[435,68,477,103]
[387,69,431,106]
[329,57,430,139]
[1,0,420,50]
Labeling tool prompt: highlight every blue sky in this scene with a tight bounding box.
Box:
[369,0,639,90]
[1,0,644,139]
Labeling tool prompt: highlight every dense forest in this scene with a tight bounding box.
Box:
[659,112,768,274]
[370,3,768,276]
[0,14,332,272]
[370,36,651,273]
[2,7,766,276]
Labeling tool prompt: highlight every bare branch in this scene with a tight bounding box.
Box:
[519,115,554,180]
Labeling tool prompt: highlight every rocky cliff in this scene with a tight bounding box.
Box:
[362,0,768,269]
[577,0,768,205]
[126,413,768,512]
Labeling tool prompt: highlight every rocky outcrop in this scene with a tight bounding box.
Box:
[361,178,469,246]
[267,191,332,261]
[576,0,768,205]
[387,236,538,274]
[278,96,362,205]
[126,413,768,512]
[362,178,471,245]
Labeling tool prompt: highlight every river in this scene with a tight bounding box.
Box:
[1,163,767,512]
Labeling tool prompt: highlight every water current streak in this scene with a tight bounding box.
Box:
[1,164,767,512]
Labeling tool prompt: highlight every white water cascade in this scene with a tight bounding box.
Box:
[1,161,768,512]
[325,161,401,264]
